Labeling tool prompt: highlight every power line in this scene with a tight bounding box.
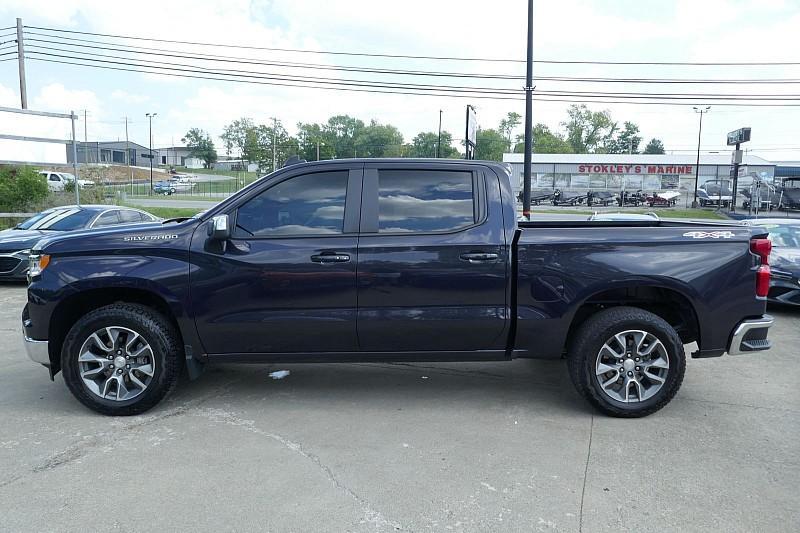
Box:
[25,24,800,67]
[23,33,800,85]
[26,49,522,96]
[25,48,800,102]
[27,56,800,107]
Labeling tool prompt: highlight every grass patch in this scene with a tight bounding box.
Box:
[172,166,259,179]
[125,205,207,219]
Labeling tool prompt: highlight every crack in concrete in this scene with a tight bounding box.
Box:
[578,414,594,533]
[196,406,403,532]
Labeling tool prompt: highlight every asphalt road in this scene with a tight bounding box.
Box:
[0,284,798,532]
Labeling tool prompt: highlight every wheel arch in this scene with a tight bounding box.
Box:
[48,286,186,374]
[565,283,701,352]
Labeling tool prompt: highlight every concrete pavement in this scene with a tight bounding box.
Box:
[0,285,797,532]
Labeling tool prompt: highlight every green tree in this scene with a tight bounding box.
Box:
[409,131,459,158]
[562,104,617,153]
[254,119,299,173]
[499,111,522,151]
[474,128,507,161]
[324,115,366,158]
[606,121,642,154]
[220,117,259,163]
[296,122,334,161]
[182,128,218,168]
[0,166,48,211]
[354,120,404,158]
[515,123,573,154]
[643,138,666,154]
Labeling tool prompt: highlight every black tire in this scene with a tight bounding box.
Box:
[61,303,183,416]
[567,306,686,418]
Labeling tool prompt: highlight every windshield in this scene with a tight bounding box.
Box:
[16,209,96,231]
[764,224,800,248]
[16,211,55,230]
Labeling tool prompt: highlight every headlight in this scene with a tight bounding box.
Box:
[28,253,50,278]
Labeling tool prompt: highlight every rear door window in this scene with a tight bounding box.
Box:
[119,210,144,224]
[93,211,121,228]
[377,170,476,233]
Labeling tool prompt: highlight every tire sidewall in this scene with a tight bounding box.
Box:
[62,306,173,413]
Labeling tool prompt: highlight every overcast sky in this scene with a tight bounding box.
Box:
[1,0,798,164]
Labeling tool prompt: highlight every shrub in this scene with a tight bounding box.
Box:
[0,166,49,212]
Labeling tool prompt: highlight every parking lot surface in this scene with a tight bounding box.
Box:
[1,285,798,532]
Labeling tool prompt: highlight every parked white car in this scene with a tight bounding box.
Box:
[169,175,196,190]
[38,171,95,192]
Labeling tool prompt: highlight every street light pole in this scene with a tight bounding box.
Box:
[691,106,710,208]
[146,112,157,194]
[437,110,442,158]
[522,0,534,220]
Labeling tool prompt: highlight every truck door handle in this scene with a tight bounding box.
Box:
[311,253,351,263]
[460,252,499,263]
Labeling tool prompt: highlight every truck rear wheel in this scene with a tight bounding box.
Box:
[61,304,182,416]
[567,306,686,418]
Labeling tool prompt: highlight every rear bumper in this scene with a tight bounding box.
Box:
[727,315,773,355]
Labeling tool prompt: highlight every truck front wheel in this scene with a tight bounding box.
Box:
[567,306,686,417]
[61,303,182,416]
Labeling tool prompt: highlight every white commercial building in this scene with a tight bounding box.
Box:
[502,153,776,207]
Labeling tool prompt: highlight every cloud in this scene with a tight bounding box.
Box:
[110,89,149,104]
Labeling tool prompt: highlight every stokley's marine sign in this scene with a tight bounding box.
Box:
[123,234,179,242]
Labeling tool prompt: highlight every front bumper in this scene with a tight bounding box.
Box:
[23,328,50,365]
[768,277,800,306]
[0,250,30,280]
[727,315,773,355]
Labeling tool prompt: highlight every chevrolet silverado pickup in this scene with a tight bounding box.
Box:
[21,159,774,417]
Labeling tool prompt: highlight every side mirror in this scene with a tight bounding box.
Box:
[208,214,230,241]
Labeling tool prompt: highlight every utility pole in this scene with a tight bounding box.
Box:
[272,117,278,171]
[146,112,157,194]
[16,18,27,109]
[691,106,710,208]
[71,111,80,205]
[437,110,443,158]
[521,0,534,219]
[83,109,88,163]
[316,140,322,161]
[124,116,132,194]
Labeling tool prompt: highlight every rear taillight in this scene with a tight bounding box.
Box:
[750,238,771,265]
[751,238,772,298]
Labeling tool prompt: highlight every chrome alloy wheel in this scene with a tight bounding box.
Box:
[594,330,669,403]
[77,326,156,401]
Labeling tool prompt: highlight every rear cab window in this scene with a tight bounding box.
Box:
[376,169,481,233]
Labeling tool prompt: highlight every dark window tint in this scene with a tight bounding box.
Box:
[46,209,97,231]
[119,210,144,223]
[378,170,475,233]
[235,171,348,237]
[93,211,121,228]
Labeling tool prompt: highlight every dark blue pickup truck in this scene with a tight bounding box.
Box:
[21,159,774,417]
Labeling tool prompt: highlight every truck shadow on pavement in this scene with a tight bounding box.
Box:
[163,358,591,417]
